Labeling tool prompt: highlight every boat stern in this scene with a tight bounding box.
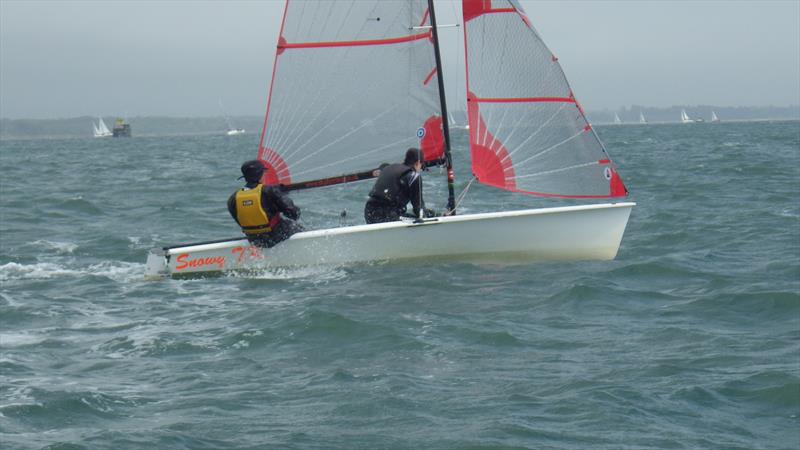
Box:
[144,248,169,280]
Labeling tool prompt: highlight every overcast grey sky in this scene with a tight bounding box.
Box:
[1,0,798,119]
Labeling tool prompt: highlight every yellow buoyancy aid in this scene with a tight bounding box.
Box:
[235,184,279,235]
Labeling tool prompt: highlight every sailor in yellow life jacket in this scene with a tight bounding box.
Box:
[227,160,302,248]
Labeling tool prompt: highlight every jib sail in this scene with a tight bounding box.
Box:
[463,0,627,198]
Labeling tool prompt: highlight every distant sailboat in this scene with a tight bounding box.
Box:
[711,111,720,122]
[93,117,112,138]
[614,113,622,125]
[219,99,245,136]
[639,112,647,124]
[449,110,469,130]
[680,109,694,124]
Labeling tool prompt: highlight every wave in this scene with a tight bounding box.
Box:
[225,264,350,282]
[0,387,143,423]
[30,240,78,254]
[0,261,144,282]
[57,196,105,216]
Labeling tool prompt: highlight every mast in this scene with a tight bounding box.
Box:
[428,0,456,214]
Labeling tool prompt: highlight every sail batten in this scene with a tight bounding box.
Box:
[463,0,627,198]
[279,31,431,49]
[474,96,576,103]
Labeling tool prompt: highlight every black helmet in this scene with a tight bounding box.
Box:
[404,147,424,165]
[239,159,266,182]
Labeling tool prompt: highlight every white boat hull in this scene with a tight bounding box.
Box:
[145,202,635,278]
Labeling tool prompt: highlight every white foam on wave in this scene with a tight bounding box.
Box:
[31,239,78,254]
[0,261,145,282]
[226,264,349,282]
[0,331,48,348]
[0,386,40,412]
[0,291,20,306]
[0,262,83,281]
[85,261,146,282]
[89,319,223,358]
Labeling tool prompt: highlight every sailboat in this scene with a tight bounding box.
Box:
[93,117,112,138]
[680,109,696,124]
[220,99,245,136]
[639,112,647,124]
[146,0,634,278]
[448,110,470,130]
[614,113,623,125]
[711,111,720,122]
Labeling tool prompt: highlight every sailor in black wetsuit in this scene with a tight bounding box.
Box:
[364,148,435,224]
[227,160,302,248]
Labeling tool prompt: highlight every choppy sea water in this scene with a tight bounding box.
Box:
[1,121,798,449]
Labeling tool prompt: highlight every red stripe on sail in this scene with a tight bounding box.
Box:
[419,8,430,27]
[419,115,445,162]
[463,0,516,22]
[261,148,292,186]
[279,32,431,50]
[473,96,576,104]
[423,67,437,86]
[487,8,516,14]
[502,187,628,199]
[467,91,516,191]
[609,168,627,197]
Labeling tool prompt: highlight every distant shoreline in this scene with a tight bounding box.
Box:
[2,107,798,140]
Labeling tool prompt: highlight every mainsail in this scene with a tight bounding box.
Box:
[257,0,447,190]
[98,118,111,135]
[94,117,112,138]
[462,0,627,198]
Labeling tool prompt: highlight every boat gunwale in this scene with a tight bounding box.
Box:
[163,202,635,255]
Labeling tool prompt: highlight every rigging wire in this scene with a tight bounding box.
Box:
[446,176,476,214]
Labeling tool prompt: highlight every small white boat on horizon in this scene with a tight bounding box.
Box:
[92,117,112,138]
[219,99,245,136]
[639,112,647,124]
[711,111,720,122]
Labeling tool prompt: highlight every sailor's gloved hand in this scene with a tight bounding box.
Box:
[423,208,436,218]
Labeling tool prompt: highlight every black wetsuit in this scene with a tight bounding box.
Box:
[227,183,302,247]
[364,163,425,224]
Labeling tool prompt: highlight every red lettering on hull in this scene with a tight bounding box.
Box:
[232,246,265,264]
[174,253,226,271]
